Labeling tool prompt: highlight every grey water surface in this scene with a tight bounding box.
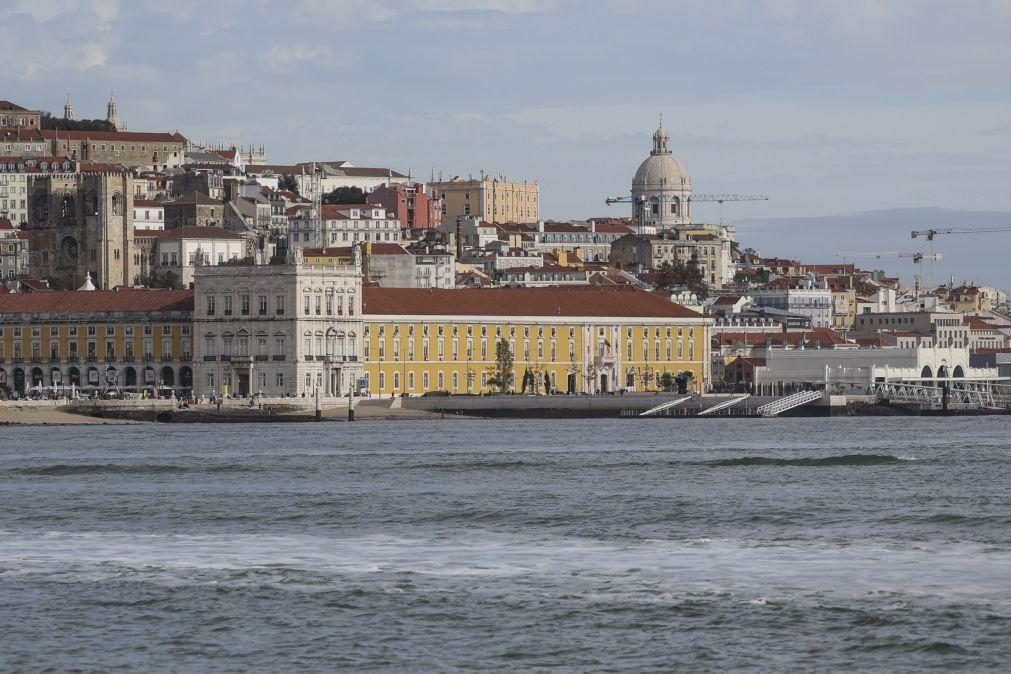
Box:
[2,417,1011,672]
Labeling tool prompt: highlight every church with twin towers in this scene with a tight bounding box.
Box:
[62,92,126,131]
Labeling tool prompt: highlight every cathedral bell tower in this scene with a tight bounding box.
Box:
[64,94,75,121]
[106,92,124,131]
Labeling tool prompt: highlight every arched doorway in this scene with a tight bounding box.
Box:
[953,365,965,378]
[143,366,156,388]
[920,365,933,380]
[567,372,577,394]
[13,368,25,394]
[105,367,119,387]
[179,366,192,389]
[937,365,949,382]
[50,368,62,387]
[86,367,100,388]
[160,366,175,387]
[30,367,44,389]
[68,367,80,387]
[124,366,137,388]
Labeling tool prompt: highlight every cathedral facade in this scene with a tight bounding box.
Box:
[27,169,136,290]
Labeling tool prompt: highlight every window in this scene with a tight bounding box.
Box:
[276,295,285,315]
[315,296,322,316]
[259,295,267,315]
[276,372,284,388]
[304,295,310,316]
[241,295,250,315]
[224,296,233,315]
[275,338,285,356]
[326,294,333,315]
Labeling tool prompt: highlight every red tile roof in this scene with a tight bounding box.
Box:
[364,286,703,318]
[716,328,847,347]
[133,199,163,208]
[0,289,193,315]
[39,129,185,143]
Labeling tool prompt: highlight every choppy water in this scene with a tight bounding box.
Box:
[2,417,1011,672]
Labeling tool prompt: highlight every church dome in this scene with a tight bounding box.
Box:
[633,152,690,191]
[632,119,690,191]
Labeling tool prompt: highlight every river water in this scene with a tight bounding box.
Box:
[1,417,1010,672]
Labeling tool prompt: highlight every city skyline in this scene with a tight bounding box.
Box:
[7,1,1011,227]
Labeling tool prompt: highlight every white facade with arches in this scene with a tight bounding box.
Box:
[193,259,364,398]
[748,344,995,395]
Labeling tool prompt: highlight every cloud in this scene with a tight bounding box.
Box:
[260,44,344,70]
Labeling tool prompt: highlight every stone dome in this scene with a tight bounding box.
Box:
[633,152,691,191]
[633,119,690,190]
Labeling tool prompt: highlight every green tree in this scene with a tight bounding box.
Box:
[655,260,707,298]
[487,339,514,393]
[40,112,115,132]
[278,175,299,194]
[323,186,366,205]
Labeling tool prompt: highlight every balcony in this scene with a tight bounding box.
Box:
[203,355,217,361]
[68,356,79,363]
[12,357,23,364]
[49,357,60,364]
[161,355,173,362]
[105,356,116,362]
[254,355,269,362]
[30,356,42,364]
[304,355,314,362]
[207,310,215,316]
[124,356,135,363]
[272,355,286,361]
[86,356,97,363]
[220,355,232,362]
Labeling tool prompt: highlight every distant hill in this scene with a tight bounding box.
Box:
[733,207,1011,290]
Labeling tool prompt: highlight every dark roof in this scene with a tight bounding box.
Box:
[165,192,222,206]
[363,286,703,318]
[151,226,242,240]
[0,289,193,315]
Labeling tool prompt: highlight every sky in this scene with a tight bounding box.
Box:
[5,0,1011,266]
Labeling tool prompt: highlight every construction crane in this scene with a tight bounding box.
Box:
[604,193,768,229]
[603,193,769,206]
[911,226,1011,288]
[835,251,942,291]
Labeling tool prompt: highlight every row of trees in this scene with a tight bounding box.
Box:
[40,112,115,132]
[484,339,692,394]
[274,177,367,207]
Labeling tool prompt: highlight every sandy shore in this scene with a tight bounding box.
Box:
[0,406,147,426]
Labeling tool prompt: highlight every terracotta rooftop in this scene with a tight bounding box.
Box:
[0,289,193,315]
[38,129,185,143]
[364,286,703,318]
[715,328,847,347]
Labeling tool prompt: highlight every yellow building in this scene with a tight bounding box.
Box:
[430,174,539,225]
[361,286,712,396]
[0,289,193,397]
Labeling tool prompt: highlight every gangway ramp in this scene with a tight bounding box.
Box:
[757,390,823,417]
[638,397,691,417]
[697,394,750,416]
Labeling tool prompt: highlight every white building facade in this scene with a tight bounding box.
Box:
[193,256,364,399]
